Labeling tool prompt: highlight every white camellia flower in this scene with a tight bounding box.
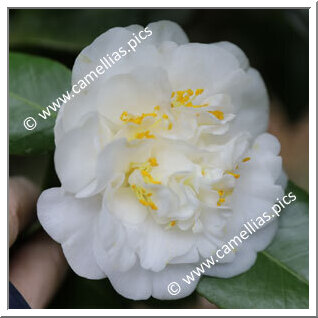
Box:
[37,20,285,300]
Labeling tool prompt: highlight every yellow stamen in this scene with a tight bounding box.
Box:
[128,157,161,206]
[141,170,161,184]
[242,157,251,162]
[216,189,226,207]
[185,102,208,108]
[170,220,176,227]
[130,184,158,210]
[217,198,225,206]
[170,89,208,109]
[218,190,225,197]
[135,130,155,139]
[149,202,158,210]
[148,157,158,167]
[208,110,224,120]
[227,171,240,179]
[120,105,161,125]
[195,88,204,96]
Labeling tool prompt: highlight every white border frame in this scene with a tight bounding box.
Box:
[3,0,316,316]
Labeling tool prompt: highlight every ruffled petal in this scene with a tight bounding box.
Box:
[37,188,105,279]
[145,20,189,45]
[214,41,249,70]
[96,66,172,123]
[107,263,152,300]
[167,43,241,92]
[55,114,111,194]
[126,216,195,272]
[152,264,198,300]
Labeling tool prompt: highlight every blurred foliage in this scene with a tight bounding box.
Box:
[10,9,308,122]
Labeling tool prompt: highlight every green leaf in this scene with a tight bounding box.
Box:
[9,52,71,155]
[197,182,309,308]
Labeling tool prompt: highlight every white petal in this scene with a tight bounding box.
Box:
[72,27,136,85]
[72,26,163,89]
[146,20,189,45]
[167,43,241,92]
[55,114,110,194]
[83,138,152,197]
[253,133,281,155]
[107,263,152,300]
[214,41,249,70]
[37,188,105,279]
[217,68,269,138]
[93,209,137,273]
[107,262,199,300]
[152,264,198,300]
[109,187,148,224]
[127,216,195,272]
[203,245,257,278]
[96,67,172,123]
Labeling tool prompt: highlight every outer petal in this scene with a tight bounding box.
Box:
[93,208,137,273]
[217,68,269,139]
[54,86,104,142]
[72,28,162,88]
[167,43,241,92]
[37,188,105,279]
[145,20,189,45]
[214,41,249,70]
[106,262,197,300]
[203,244,257,278]
[55,114,111,194]
[107,263,152,300]
[72,27,137,85]
[152,264,198,300]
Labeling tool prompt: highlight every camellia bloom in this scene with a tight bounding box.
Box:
[38,21,285,300]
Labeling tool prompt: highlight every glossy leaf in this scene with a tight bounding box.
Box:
[9,52,71,155]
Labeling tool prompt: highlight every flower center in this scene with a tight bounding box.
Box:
[130,184,158,210]
[127,157,161,210]
[114,89,249,231]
